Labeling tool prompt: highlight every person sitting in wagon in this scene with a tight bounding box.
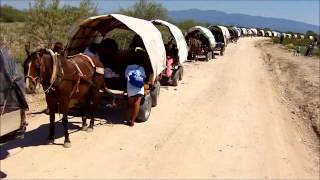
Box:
[95,38,121,78]
[84,42,100,59]
[165,39,177,78]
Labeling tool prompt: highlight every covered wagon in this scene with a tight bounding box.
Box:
[0,46,28,140]
[208,25,227,55]
[272,31,278,37]
[185,26,216,60]
[250,28,258,36]
[66,14,166,121]
[228,27,240,43]
[218,26,231,43]
[241,28,248,36]
[247,29,253,37]
[151,19,187,86]
[258,29,265,37]
[265,31,272,37]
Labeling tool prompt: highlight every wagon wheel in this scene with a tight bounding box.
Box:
[171,69,180,86]
[137,94,152,122]
[205,52,212,61]
[150,81,160,107]
[178,66,184,81]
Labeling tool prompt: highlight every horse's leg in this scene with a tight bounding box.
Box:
[87,113,94,133]
[87,99,94,132]
[81,115,88,131]
[62,113,71,148]
[87,91,98,132]
[47,111,55,144]
[86,102,94,133]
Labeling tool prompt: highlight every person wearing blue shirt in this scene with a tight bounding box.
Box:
[125,47,147,126]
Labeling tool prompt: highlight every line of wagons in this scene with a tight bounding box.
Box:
[241,28,313,40]
[0,14,304,146]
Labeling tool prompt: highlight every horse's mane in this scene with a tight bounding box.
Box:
[23,48,51,68]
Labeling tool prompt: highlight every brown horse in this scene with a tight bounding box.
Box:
[187,37,202,60]
[24,48,105,148]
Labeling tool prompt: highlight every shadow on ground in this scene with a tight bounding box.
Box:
[0,98,128,160]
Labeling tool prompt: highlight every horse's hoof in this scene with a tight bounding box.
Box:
[86,128,93,133]
[46,139,54,144]
[63,142,72,148]
[81,126,88,131]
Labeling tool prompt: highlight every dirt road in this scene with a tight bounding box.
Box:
[1,38,319,179]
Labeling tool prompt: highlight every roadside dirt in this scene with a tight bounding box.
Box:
[257,40,320,138]
[1,38,319,179]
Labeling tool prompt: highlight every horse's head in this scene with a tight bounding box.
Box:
[23,47,48,93]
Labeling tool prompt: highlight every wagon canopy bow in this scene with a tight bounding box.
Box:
[66,14,166,81]
[187,26,216,49]
[152,19,188,64]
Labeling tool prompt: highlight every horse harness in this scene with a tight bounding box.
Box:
[67,53,104,97]
[40,49,104,97]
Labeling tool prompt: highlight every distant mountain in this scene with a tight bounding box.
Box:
[168,9,319,33]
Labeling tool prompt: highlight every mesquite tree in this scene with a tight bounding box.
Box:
[119,0,168,21]
[24,0,97,49]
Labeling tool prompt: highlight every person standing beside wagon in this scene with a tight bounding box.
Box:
[125,47,147,126]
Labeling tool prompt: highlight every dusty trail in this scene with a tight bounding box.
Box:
[1,38,319,179]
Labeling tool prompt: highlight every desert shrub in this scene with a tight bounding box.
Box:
[0,22,27,63]
[0,0,97,63]
[272,36,319,57]
[24,0,97,49]
[0,5,26,22]
[119,0,167,21]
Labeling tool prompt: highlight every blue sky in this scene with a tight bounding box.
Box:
[1,0,319,26]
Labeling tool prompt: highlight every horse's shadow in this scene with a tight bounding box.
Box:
[0,102,128,160]
[0,120,80,160]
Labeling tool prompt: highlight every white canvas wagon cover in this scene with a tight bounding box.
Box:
[266,31,272,37]
[250,28,258,35]
[232,27,241,37]
[241,28,248,35]
[272,31,278,37]
[259,29,265,36]
[66,14,166,81]
[187,26,216,49]
[152,19,188,64]
[218,26,231,40]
